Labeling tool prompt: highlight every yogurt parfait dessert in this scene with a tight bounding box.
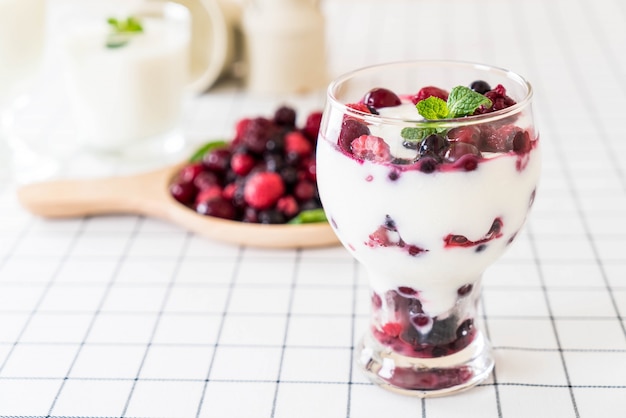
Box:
[316,61,540,396]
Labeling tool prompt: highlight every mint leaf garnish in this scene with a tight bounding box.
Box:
[400,127,439,141]
[189,140,228,163]
[106,16,144,48]
[288,208,327,224]
[446,86,492,117]
[415,86,492,120]
[416,97,449,120]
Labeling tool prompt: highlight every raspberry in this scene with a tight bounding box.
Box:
[273,106,296,127]
[293,180,316,202]
[411,86,449,104]
[366,226,391,247]
[285,131,312,158]
[241,117,275,154]
[303,111,323,141]
[350,135,391,162]
[382,322,403,338]
[475,84,516,114]
[276,195,299,217]
[243,172,285,210]
[346,103,372,114]
[233,118,251,145]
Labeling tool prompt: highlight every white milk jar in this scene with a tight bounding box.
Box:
[0,0,46,104]
[62,2,190,155]
[242,0,327,94]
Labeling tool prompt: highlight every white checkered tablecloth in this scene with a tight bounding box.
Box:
[1,0,625,417]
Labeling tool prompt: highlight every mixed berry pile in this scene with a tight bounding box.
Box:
[169,106,325,224]
[337,80,533,173]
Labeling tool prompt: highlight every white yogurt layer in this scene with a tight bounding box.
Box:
[317,108,541,316]
[63,18,189,151]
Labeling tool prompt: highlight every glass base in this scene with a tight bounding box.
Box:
[357,329,494,397]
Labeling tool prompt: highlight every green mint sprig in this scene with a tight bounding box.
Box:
[106,16,144,49]
[401,86,492,143]
[416,86,492,120]
[188,140,228,163]
[400,126,443,141]
[288,208,328,224]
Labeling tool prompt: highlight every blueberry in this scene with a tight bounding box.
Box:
[384,215,396,231]
[419,134,449,157]
[418,156,439,173]
[469,80,491,94]
[258,209,286,224]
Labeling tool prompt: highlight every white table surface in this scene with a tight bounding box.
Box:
[1,0,625,417]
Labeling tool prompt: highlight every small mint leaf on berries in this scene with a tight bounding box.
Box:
[188,140,228,163]
[447,86,492,117]
[416,96,449,120]
[400,127,439,142]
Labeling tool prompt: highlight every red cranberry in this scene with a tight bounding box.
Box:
[178,163,204,183]
[202,148,231,173]
[193,171,220,190]
[363,87,401,109]
[512,131,532,154]
[195,197,236,220]
[457,284,473,296]
[230,152,255,176]
[447,126,481,147]
[170,181,197,205]
[444,142,481,163]
[338,119,370,154]
[303,111,323,142]
[411,86,449,104]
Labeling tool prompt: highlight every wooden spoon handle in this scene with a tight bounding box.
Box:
[17,165,177,219]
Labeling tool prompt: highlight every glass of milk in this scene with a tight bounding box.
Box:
[61,1,191,159]
[0,0,46,180]
[316,60,541,397]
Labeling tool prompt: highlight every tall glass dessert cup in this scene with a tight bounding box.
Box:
[316,61,541,397]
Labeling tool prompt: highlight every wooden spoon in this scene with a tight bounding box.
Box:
[16,163,339,249]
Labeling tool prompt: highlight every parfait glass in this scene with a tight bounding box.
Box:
[316,61,541,397]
